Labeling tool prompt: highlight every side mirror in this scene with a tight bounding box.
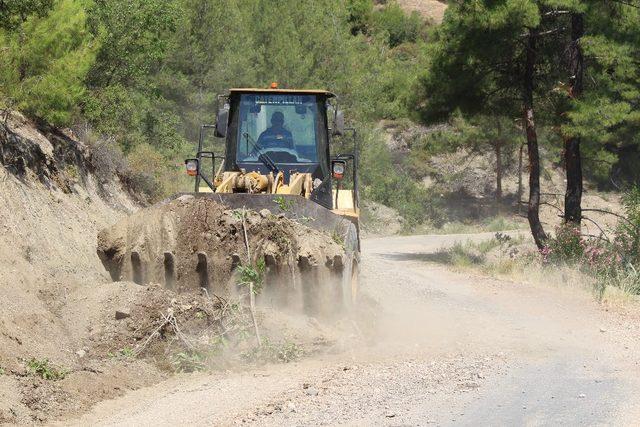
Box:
[333,110,345,136]
[215,105,230,138]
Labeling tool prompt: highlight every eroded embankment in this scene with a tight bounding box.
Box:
[0,112,159,423]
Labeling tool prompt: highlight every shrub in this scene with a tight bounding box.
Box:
[595,264,640,298]
[26,358,67,381]
[541,186,640,295]
[88,137,128,183]
[372,2,423,47]
[616,186,640,265]
[543,225,585,265]
[347,0,373,35]
[359,129,445,229]
[171,351,207,373]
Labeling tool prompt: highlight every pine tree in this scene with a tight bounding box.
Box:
[0,0,96,126]
[0,0,53,31]
[564,2,640,185]
[413,0,561,248]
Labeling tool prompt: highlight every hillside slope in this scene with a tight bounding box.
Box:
[0,113,167,423]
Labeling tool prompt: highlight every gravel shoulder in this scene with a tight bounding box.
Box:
[64,233,640,426]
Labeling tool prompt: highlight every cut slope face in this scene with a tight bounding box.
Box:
[0,113,160,423]
[0,113,137,370]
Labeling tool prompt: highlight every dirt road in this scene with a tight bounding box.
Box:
[65,233,640,426]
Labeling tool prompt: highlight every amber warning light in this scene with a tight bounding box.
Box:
[332,160,346,180]
[185,159,198,176]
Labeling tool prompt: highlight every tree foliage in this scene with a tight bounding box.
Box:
[1,0,428,207]
[0,0,53,31]
[0,0,95,125]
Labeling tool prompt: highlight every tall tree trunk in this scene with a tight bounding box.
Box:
[523,29,547,249]
[518,143,524,215]
[564,13,584,225]
[495,141,503,205]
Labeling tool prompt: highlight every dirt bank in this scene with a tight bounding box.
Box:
[0,113,170,423]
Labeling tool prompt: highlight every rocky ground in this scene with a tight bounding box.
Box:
[396,0,448,23]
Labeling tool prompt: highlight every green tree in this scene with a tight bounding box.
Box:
[0,0,96,126]
[564,3,640,186]
[346,0,373,35]
[372,1,423,48]
[0,0,53,31]
[86,0,179,88]
[413,0,561,248]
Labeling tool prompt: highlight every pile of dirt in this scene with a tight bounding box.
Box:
[76,282,341,372]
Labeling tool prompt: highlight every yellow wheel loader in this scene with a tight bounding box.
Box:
[98,86,360,311]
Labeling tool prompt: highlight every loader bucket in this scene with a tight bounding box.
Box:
[97,193,359,313]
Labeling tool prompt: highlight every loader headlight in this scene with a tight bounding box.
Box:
[332,160,346,180]
[185,159,199,177]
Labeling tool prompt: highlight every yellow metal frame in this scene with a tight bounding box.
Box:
[332,189,359,218]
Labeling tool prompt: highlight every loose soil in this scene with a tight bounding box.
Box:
[97,196,344,297]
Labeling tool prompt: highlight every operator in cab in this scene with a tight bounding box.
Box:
[257,111,294,149]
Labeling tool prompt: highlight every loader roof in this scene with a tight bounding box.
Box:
[229,88,336,98]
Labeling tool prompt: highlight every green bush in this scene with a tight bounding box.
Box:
[359,128,444,229]
[372,2,423,47]
[347,0,373,34]
[540,186,640,295]
[171,351,207,373]
[543,225,585,265]
[616,186,640,265]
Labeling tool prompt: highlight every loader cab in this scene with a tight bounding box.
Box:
[187,87,358,213]
[226,90,331,182]
[223,89,337,209]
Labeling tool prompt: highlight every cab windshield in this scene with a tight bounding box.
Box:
[236,94,319,164]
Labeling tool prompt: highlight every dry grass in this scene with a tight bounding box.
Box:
[429,237,640,307]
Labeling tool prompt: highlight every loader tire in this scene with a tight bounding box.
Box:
[341,254,359,310]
